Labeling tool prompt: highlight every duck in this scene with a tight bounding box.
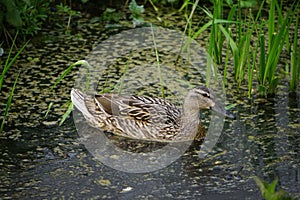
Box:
[70,86,234,142]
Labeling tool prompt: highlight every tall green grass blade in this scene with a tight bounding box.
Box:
[1,72,19,132]
[59,101,73,126]
[51,60,91,90]
[177,0,199,61]
[49,60,92,125]
[217,24,239,68]
[206,39,214,87]
[262,4,295,94]
[223,42,230,85]
[247,50,253,98]
[267,0,275,53]
[0,32,29,91]
[289,9,299,90]
[192,19,236,40]
[236,29,251,86]
[151,25,165,98]
[259,34,265,85]
[44,102,54,118]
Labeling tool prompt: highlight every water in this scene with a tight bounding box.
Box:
[0,7,299,199]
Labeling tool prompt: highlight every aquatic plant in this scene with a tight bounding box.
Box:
[0,0,49,41]
[0,32,28,132]
[191,0,299,96]
[254,176,296,200]
[54,3,81,34]
[289,12,300,91]
[256,1,298,96]
[129,0,145,26]
[101,8,121,23]
[49,60,127,125]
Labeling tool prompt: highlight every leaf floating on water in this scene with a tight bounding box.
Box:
[288,123,300,128]
[97,179,111,187]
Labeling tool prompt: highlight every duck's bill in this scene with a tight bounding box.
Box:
[211,103,235,119]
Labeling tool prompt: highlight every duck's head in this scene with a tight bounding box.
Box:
[184,86,234,119]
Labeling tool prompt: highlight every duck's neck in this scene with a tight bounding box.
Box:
[177,101,200,139]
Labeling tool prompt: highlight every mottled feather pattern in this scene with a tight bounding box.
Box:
[77,93,179,140]
[71,86,233,142]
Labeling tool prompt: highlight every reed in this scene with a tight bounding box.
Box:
[289,12,300,91]
[0,32,28,132]
[257,1,298,95]
[0,73,19,132]
[0,32,29,90]
[151,24,165,98]
[49,60,91,125]
[52,59,133,125]
[192,0,299,96]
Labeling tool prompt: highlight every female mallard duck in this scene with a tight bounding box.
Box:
[71,86,233,142]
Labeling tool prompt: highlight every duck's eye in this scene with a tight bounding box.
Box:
[195,90,210,98]
[201,92,210,98]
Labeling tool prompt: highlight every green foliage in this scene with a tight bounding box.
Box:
[55,3,81,34]
[191,0,239,86]
[0,0,49,38]
[193,0,299,97]
[129,0,145,25]
[1,73,19,132]
[225,0,259,8]
[1,0,22,28]
[152,0,180,5]
[257,0,298,96]
[289,12,300,91]
[0,32,28,132]
[101,8,120,23]
[254,177,296,200]
[49,60,91,125]
[0,32,29,90]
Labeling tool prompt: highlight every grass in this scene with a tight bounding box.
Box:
[0,32,29,90]
[257,0,294,95]
[0,72,19,132]
[151,24,165,98]
[49,58,133,125]
[289,12,300,91]
[0,32,28,132]
[192,0,299,97]
[47,60,92,125]
[55,3,81,34]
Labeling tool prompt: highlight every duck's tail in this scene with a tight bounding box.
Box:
[71,88,95,122]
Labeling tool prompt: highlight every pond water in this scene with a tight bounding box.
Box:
[0,6,299,199]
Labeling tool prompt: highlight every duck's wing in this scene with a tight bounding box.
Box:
[72,89,184,141]
[93,94,181,125]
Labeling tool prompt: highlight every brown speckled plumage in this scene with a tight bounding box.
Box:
[71,86,233,142]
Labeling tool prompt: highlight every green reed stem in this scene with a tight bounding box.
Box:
[51,60,91,91]
[289,8,299,91]
[0,32,28,132]
[50,60,91,125]
[151,25,165,98]
[44,102,54,118]
[1,72,19,132]
[0,32,29,91]
[260,1,295,95]
[59,100,73,126]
